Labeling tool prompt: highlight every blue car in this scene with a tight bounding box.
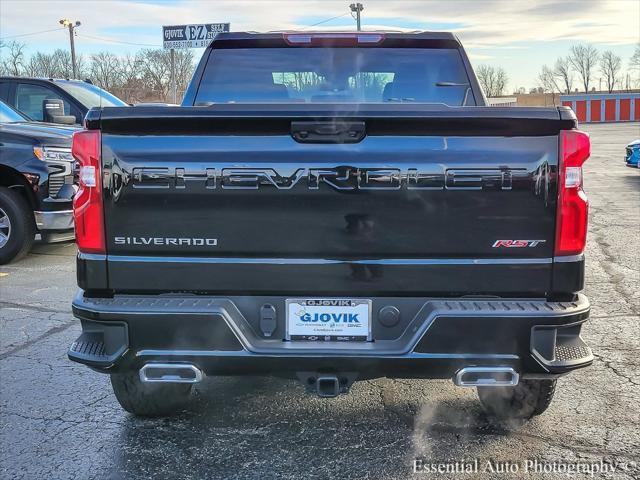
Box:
[625,139,640,167]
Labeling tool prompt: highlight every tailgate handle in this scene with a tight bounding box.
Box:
[291,121,366,144]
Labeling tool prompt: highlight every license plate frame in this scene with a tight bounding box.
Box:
[285,298,372,342]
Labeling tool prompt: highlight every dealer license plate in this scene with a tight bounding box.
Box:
[286,299,371,342]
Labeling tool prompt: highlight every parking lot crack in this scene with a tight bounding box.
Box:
[364,379,414,426]
[0,301,69,314]
[588,214,640,316]
[4,411,123,427]
[593,353,640,387]
[0,315,77,360]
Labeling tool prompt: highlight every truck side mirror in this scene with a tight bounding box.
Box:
[42,98,76,125]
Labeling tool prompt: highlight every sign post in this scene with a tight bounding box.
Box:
[162,23,230,103]
[170,48,176,104]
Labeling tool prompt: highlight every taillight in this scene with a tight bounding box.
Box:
[555,130,590,256]
[72,130,105,254]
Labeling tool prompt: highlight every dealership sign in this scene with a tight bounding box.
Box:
[162,23,230,49]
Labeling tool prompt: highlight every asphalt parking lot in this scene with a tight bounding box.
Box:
[1,122,639,480]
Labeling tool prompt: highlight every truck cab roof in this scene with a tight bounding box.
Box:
[207,31,462,49]
[210,30,461,40]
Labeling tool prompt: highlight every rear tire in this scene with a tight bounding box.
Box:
[110,372,193,417]
[477,379,556,419]
[0,187,35,265]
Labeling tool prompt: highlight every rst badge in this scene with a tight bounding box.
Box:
[492,240,547,248]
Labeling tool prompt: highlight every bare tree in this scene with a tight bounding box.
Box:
[23,55,40,77]
[569,45,599,93]
[134,49,196,101]
[476,65,508,97]
[110,53,143,102]
[476,65,493,97]
[108,53,145,103]
[631,44,640,71]
[0,41,6,75]
[629,45,640,87]
[599,50,622,93]
[0,41,26,75]
[26,52,58,77]
[492,67,507,97]
[89,52,122,90]
[173,49,196,95]
[118,53,141,86]
[538,65,561,93]
[3,45,195,103]
[553,56,573,94]
[75,54,88,79]
[52,49,74,78]
[537,65,561,106]
[138,49,171,100]
[19,49,85,79]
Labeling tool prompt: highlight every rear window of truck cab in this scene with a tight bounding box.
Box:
[195,47,473,106]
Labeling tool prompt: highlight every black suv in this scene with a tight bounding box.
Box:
[0,77,127,125]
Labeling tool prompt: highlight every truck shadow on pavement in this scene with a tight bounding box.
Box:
[109,376,524,479]
[620,173,640,187]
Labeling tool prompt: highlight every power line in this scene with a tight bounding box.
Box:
[0,27,66,41]
[304,11,351,29]
[76,32,159,48]
[0,27,158,48]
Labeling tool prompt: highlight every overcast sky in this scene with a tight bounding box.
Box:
[1,0,639,91]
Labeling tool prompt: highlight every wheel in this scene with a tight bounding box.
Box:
[477,379,556,419]
[0,187,35,264]
[110,372,193,417]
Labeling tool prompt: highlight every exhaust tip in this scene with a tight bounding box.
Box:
[139,363,203,384]
[454,366,519,387]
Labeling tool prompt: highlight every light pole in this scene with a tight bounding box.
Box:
[59,19,81,78]
[349,3,364,31]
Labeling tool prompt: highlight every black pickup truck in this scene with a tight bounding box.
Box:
[0,100,77,263]
[68,32,593,418]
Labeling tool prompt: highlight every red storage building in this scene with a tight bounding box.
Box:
[560,93,640,123]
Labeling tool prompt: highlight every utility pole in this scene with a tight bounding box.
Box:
[350,3,364,31]
[59,19,81,78]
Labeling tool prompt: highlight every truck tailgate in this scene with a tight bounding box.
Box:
[94,106,567,295]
